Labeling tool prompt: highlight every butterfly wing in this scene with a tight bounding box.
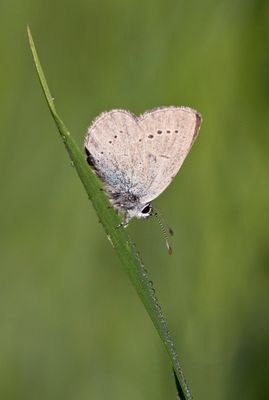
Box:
[84,110,148,196]
[137,107,202,204]
[84,107,202,205]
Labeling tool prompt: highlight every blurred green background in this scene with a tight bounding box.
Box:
[1,0,269,399]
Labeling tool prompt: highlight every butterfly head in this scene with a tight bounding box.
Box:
[124,202,152,222]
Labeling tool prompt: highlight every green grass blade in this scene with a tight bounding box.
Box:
[27,26,192,400]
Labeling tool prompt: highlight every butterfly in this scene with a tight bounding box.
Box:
[84,107,202,252]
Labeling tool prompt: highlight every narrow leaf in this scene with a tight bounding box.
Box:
[27,26,192,400]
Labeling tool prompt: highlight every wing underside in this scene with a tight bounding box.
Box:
[84,107,201,204]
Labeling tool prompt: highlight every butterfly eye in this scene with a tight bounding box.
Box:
[141,204,151,215]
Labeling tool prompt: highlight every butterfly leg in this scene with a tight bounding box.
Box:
[116,212,130,229]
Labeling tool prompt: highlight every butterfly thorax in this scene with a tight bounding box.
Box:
[106,184,152,225]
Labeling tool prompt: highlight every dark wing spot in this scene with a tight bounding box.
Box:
[148,153,157,162]
[85,147,99,173]
[175,130,178,133]
[85,148,95,166]
[148,134,154,138]
[139,138,142,142]
[109,140,112,144]
[167,130,171,133]
[114,135,117,139]
[157,130,162,134]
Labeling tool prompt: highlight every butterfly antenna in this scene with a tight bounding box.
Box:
[152,207,173,255]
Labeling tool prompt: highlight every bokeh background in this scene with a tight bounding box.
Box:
[1,1,269,399]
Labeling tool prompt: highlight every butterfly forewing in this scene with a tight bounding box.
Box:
[137,107,201,203]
